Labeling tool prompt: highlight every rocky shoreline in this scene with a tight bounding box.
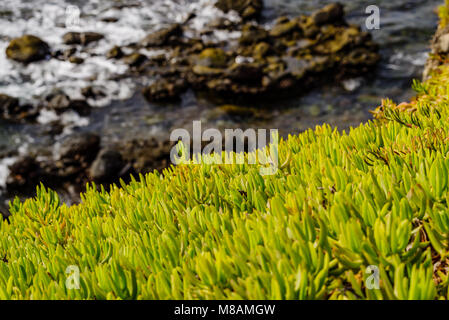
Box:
[0,1,381,217]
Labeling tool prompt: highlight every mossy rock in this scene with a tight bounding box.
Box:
[141,24,182,47]
[253,42,272,59]
[63,32,104,45]
[0,94,19,117]
[107,46,124,59]
[142,79,188,102]
[227,62,264,83]
[314,27,361,54]
[270,19,301,38]
[196,48,228,68]
[192,65,225,76]
[122,53,147,67]
[215,0,263,20]
[311,3,344,26]
[6,35,50,63]
[299,16,320,39]
[239,24,269,45]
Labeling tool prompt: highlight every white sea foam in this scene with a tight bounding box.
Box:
[0,157,17,189]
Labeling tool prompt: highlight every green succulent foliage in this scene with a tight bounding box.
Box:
[4,5,449,300]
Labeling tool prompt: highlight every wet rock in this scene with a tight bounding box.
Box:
[239,24,269,45]
[252,42,271,59]
[43,121,65,136]
[341,48,381,73]
[69,56,84,64]
[227,62,263,83]
[131,3,378,102]
[195,48,229,68]
[311,3,344,26]
[0,94,34,121]
[270,18,301,38]
[313,26,362,54]
[215,0,263,20]
[69,100,91,117]
[58,132,100,165]
[52,47,77,61]
[63,32,104,45]
[300,17,320,39]
[121,138,173,174]
[46,93,71,114]
[81,86,106,100]
[89,149,126,183]
[142,78,188,102]
[122,52,147,67]
[101,17,119,23]
[107,46,124,59]
[45,92,91,116]
[6,156,41,192]
[0,94,19,116]
[6,35,50,63]
[192,65,225,76]
[141,24,182,47]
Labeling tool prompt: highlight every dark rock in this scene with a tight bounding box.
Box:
[296,16,320,39]
[122,52,147,67]
[45,92,91,116]
[107,46,124,59]
[0,94,34,121]
[0,94,19,116]
[141,24,182,47]
[6,35,50,63]
[192,65,225,76]
[252,42,272,59]
[43,121,64,136]
[63,32,104,45]
[81,86,106,99]
[101,17,119,23]
[46,93,71,114]
[69,100,91,116]
[215,0,263,20]
[270,18,301,38]
[227,62,264,83]
[64,47,77,58]
[89,149,125,183]
[311,3,344,26]
[69,56,84,64]
[239,24,269,45]
[6,156,41,191]
[58,132,100,164]
[142,78,188,102]
[121,138,173,174]
[195,48,229,68]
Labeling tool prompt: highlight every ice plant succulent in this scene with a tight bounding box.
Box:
[3,2,449,301]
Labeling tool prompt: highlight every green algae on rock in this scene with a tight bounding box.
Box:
[141,2,380,103]
[6,35,50,63]
[215,0,263,21]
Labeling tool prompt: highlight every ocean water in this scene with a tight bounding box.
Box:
[0,0,442,190]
